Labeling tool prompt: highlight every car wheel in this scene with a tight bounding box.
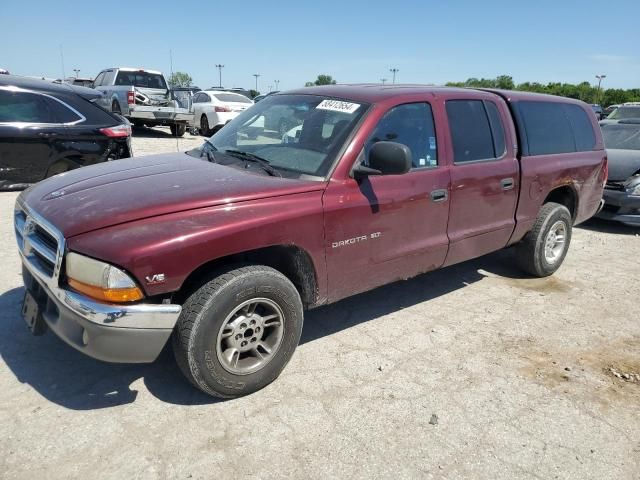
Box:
[173,265,304,398]
[516,202,572,277]
[170,123,186,137]
[112,100,122,114]
[200,115,211,136]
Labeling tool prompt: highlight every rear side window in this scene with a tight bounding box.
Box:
[446,100,495,162]
[0,90,54,123]
[45,97,82,123]
[564,104,596,151]
[517,101,596,155]
[366,102,438,168]
[484,101,506,157]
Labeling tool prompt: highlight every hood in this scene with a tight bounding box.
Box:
[21,153,323,238]
[606,149,640,181]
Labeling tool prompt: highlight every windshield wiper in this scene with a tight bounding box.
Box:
[222,149,280,177]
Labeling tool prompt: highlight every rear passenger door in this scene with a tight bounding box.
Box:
[443,97,519,266]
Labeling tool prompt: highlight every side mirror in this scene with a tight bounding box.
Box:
[353,141,412,178]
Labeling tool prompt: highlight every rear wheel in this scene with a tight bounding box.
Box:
[173,265,304,398]
[200,115,211,136]
[516,202,572,277]
[170,123,186,137]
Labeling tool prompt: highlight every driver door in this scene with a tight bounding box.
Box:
[322,102,451,302]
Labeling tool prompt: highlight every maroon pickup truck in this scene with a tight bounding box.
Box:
[15,85,606,398]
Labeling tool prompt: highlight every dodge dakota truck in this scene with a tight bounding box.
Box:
[14,85,606,398]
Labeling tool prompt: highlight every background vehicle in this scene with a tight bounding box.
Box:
[64,77,95,88]
[191,90,253,136]
[93,67,192,136]
[591,104,603,120]
[598,120,640,226]
[601,104,640,124]
[603,104,620,116]
[253,91,279,102]
[209,86,252,99]
[0,75,131,190]
[15,85,606,398]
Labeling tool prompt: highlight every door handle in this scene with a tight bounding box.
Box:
[430,189,448,202]
[500,178,515,190]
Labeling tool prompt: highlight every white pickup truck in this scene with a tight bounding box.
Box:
[93,67,193,136]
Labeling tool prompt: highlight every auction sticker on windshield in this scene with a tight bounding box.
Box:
[316,99,361,114]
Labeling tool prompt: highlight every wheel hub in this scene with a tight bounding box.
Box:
[216,298,284,375]
[544,220,567,264]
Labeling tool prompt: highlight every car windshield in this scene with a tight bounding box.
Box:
[607,107,640,120]
[199,94,369,179]
[602,124,640,150]
[115,71,167,90]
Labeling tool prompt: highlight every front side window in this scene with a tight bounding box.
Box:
[196,94,369,179]
[0,90,55,123]
[93,72,106,87]
[446,100,496,162]
[366,103,438,168]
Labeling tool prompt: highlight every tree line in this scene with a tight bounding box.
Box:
[445,75,640,107]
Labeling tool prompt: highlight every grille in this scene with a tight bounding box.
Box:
[14,204,63,279]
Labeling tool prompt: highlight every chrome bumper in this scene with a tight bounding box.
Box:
[15,199,182,363]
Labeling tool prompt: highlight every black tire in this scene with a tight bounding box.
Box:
[173,265,304,398]
[170,123,186,137]
[516,202,572,277]
[200,115,211,136]
[112,100,121,114]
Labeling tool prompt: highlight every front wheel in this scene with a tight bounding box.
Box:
[173,265,304,398]
[200,115,211,136]
[516,202,572,277]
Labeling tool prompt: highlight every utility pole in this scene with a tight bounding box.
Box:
[389,68,399,84]
[73,69,80,78]
[215,64,224,88]
[595,74,606,105]
[253,73,260,92]
[274,79,280,90]
[380,78,387,85]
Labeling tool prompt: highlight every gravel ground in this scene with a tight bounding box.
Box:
[1,128,639,479]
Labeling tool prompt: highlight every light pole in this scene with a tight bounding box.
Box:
[73,69,80,78]
[595,74,606,105]
[380,78,387,85]
[389,68,399,84]
[253,74,260,92]
[274,79,280,90]
[215,64,224,88]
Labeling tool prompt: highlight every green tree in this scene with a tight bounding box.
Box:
[305,74,337,86]
[249,89,259,98]
[167,71,193,88]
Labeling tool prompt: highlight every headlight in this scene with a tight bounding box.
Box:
[65,252,144,303]
[627,177,640,196]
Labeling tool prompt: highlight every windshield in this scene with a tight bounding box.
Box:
[115,71,167,90]
[607,107,640,120]
[200,94,369,178]
[602,124,640,150]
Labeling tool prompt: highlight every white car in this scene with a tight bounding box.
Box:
[192,90,253,136]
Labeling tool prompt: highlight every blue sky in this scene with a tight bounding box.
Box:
[1,0,638,91]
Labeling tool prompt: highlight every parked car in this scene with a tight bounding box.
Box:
[253,91,279,103]
[603,104,620,117]
[591,104,603,120]
[601,105,640,124]
[64,77,95,88]
[15,85,606,398]
[93,67,192,136]
[597,120,640,226]
[0,75,131,190]
[192,90,253,135]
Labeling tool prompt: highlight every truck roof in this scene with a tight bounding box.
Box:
[104,67,163,75]
[284,84,588,106]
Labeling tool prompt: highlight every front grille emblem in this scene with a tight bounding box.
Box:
[23,218,36,236]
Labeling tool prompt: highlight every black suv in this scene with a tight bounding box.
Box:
[0,75,132,190]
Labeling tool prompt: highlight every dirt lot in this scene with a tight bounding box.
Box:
[1,127,639,479]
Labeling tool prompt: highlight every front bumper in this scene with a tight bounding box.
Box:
[16,202,181,363]
[596,189,640,226]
